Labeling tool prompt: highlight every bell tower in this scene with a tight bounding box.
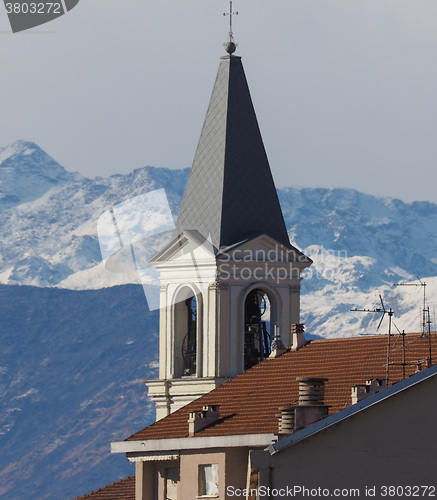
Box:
[147,39,311,420]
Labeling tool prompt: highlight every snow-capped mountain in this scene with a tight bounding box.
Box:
[1,140,436,499]
[277,188,437,337]
[0,140,81,210]
[1,140,436,337]
[0,141,188,287]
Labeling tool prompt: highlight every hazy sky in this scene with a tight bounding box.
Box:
[1,1,436,203]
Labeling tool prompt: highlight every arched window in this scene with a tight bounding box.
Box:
[174,287,198,377]
[244,289,271,370]
[182,296,197,376]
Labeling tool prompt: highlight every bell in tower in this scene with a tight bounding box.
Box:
[244,289,271,370]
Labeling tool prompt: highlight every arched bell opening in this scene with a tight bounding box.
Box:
[182,296,197,376]
[244,289,272,370]
[173,287,199,378]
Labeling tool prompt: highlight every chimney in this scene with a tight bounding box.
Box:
[291,323,307,351]
[276,377,329,438]
[294,377,329,431]
[188,405,220,437]
[351,378,387,405]
[269,325,286,358]
[276,406,295,435]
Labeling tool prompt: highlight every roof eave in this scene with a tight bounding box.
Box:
[111,433,277,454]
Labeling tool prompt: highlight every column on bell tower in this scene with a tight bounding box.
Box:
[147,231,230,419]
[214,236,309,377]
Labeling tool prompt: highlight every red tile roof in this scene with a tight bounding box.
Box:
[127,333,436,441]
[73,475,134,499]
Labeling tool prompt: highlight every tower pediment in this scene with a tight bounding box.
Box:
[217,234,312,266]
[151,230,217,266]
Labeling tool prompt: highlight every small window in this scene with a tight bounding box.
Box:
[198,463,219,497]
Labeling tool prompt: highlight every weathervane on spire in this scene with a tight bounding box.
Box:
[223,1,238,54]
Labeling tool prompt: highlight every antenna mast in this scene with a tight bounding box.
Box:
[351,295,394,384]
[393,277,433,367]
[393,278,428,336]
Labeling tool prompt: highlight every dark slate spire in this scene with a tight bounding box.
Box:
[176,54,291,250]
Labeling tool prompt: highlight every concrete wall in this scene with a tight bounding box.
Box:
[179,448,249,500]
[253,374,437,497]
[180,450,226,499]
[156,460,179,500]
[135,448,250,500]
[135,461,156,500]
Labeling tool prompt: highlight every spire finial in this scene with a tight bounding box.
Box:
[223,1,238,54]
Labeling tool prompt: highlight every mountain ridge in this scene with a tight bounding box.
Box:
[1,140,436,338]
[1,141,436,498]
[0,284,158,499]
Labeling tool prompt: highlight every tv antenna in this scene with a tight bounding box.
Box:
[393,277,429,337]
[393,277,433,367]
[351,294,394,384]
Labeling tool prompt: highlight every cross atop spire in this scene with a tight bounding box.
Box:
[223,1,238,54]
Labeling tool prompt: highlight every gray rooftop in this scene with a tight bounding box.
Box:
[176,55,291,250]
